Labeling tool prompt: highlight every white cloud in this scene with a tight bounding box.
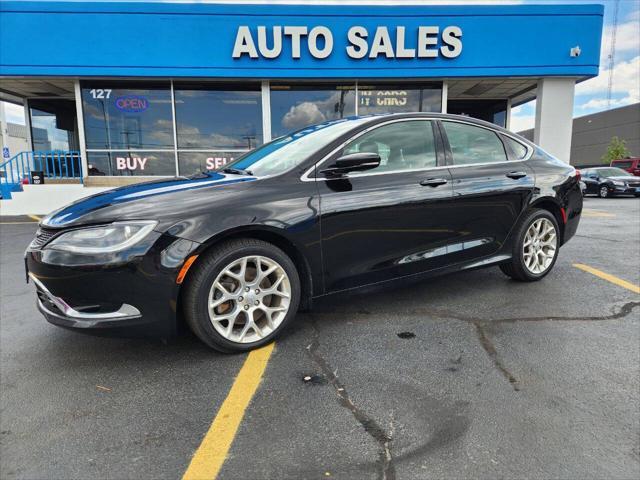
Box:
[509,113,535,133]
[282,102,327,130]
[509,101,535,133]
[578,95,637,111]
[600,14,640,63]
[576,55,640,105]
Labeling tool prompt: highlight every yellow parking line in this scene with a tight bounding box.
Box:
[27,214,41,222]
[182,342,275,480]
[574,263,640,294]
[582,209,616,218]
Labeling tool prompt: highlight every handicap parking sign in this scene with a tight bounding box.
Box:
[2,147,9,159]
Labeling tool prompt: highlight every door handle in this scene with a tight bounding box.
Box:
[506,171,527,179]
[419,177,448,187]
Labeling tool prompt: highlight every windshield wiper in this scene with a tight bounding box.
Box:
[222,167,253,176]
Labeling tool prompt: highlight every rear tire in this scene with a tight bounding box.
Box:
[183,238,301,352]
[499,209,560,282]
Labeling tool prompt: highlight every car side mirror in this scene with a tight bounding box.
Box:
[319,152,381,177]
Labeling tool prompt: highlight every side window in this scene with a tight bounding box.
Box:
[443,121,508,165]
[502,136,529,160]
[341,120,437,172]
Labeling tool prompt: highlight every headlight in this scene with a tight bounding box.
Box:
[612,180,625,186]
[45,221,157,254]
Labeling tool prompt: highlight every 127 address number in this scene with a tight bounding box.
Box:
[89,89,112,99]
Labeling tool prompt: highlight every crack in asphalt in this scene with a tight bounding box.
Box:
[470,302,640,391]
[306,318,395,480]
[472,321,521,391]
[313,301,640,392]
[574,234,627,243]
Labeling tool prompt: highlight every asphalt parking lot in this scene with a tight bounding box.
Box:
[1,197,639,480]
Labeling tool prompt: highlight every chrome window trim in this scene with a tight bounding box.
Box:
[300,116,534,182]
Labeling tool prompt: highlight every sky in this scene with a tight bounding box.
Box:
[1,0,639,132]
[510,0,640,131]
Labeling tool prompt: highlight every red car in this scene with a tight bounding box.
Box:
[610,158,640,176]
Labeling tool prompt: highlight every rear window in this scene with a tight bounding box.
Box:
[502,136,529,160]
[442,121,508,165]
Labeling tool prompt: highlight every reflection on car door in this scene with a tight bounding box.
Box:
[440,120,536,263]
[316,119,457,292]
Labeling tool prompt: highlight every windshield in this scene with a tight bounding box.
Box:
[597,167,632,178]
[221,117,372,177]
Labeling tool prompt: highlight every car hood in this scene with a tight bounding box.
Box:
[42,172,258,229]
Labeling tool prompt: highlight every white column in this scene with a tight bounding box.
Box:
[170,80,179,176]
[74,79,89,181]
[0,101,8,154]
[261,81,271,143]
[534,78,576,163]
[23,100,33,150]
[441,81,448,113]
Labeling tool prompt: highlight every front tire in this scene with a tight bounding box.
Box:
[500,209,560,282]
[598,185,610,198]
[183,239,301,352]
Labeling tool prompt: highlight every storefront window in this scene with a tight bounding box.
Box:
[174,84,263,150]
[178,151,241,176]
[78,81,444,177]
[357,83,442,115]
[270,84,355,138]
[81,82,173,150]
[86,151,176,177]
[29,99,78,151]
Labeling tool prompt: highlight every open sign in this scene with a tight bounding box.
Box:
[114,95,149,113]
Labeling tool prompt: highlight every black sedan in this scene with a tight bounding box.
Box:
[26,114,582,352]
[581,167,640,198]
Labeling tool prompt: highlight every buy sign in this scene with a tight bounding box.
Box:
[116,157,148,170]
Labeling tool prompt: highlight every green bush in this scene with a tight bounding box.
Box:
[601,136,630,164]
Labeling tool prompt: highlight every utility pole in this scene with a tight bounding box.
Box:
[606,0,620,109]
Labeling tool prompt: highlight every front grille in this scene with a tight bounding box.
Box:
[29,227,59,249]
[627,182,640,188]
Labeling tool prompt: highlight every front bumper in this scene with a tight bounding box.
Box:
[612,185,640,195]
[30,272,145,329]
[26,231,198,337]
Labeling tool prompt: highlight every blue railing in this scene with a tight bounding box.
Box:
[0,150,83,199]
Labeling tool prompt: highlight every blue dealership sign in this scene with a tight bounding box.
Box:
[0,1,603,79]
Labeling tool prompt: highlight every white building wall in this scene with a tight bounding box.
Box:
[0,122,29,159]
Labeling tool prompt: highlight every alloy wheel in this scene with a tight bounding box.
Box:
[522,218,557,274]
[207,255,291,343]
[599,186,608,198]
